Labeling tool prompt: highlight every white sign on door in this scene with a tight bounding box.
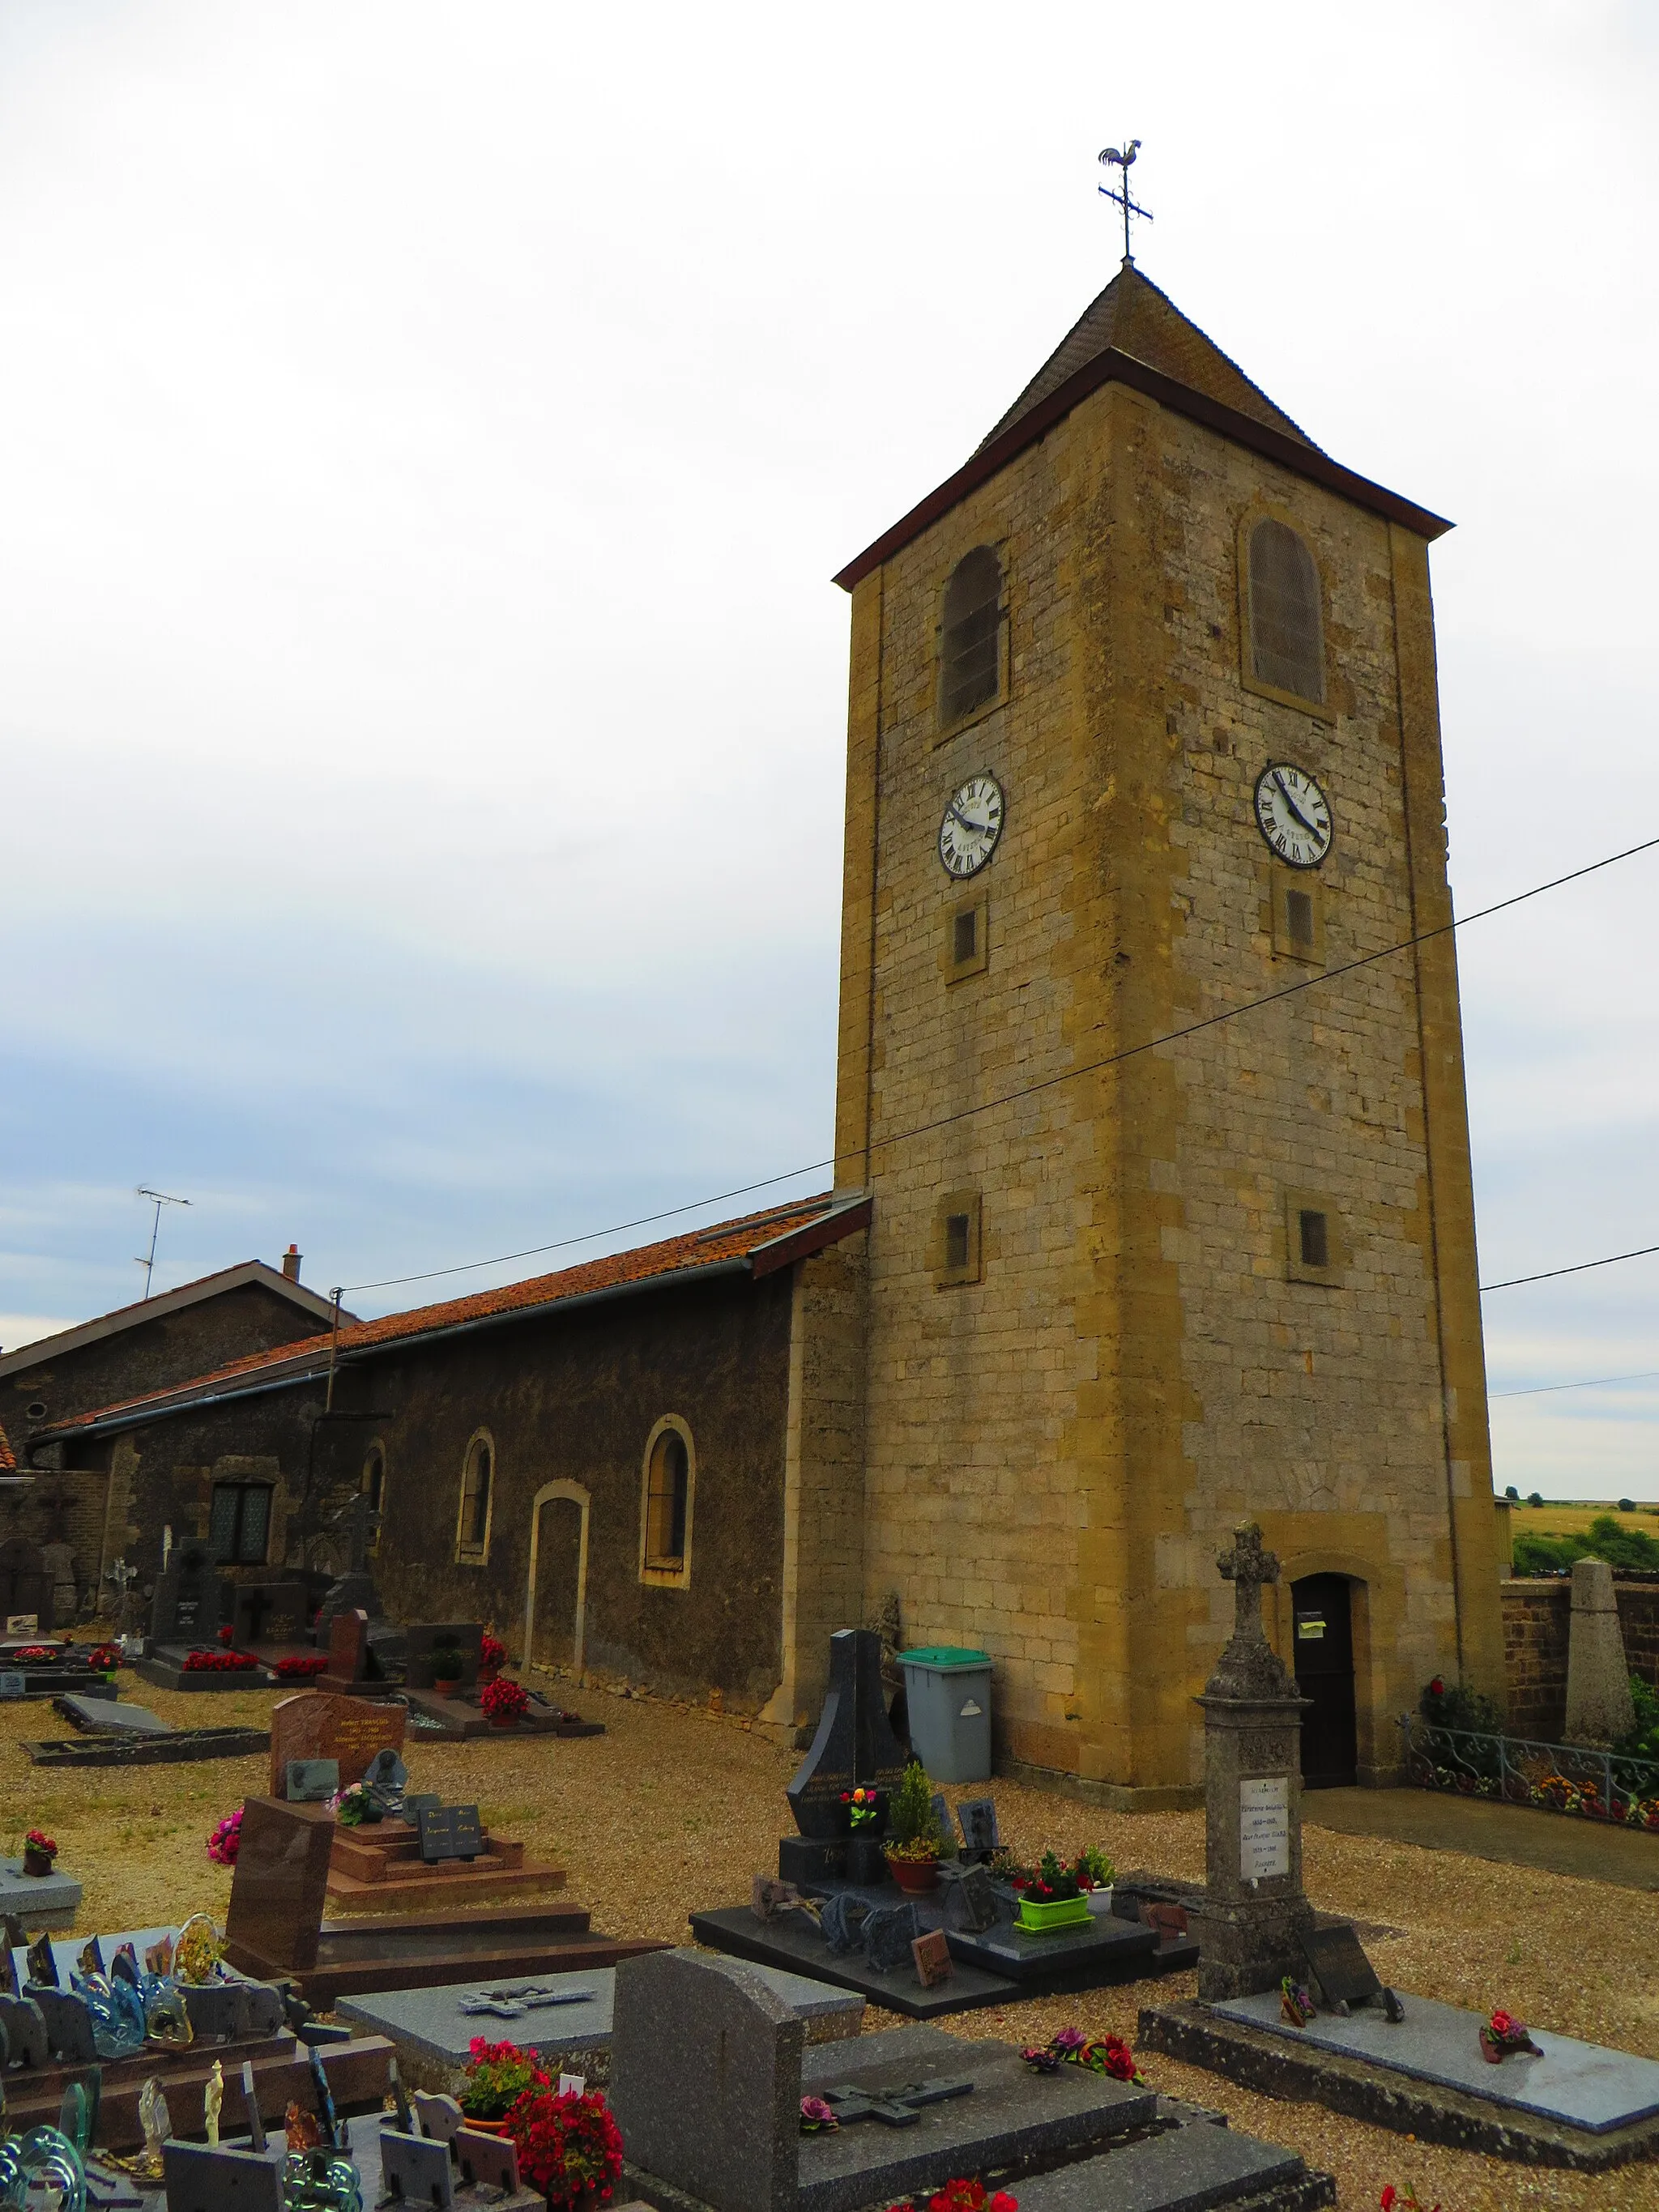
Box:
[1239,1775,1290,1881]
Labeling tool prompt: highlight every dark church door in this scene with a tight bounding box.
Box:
[1292,1573,1357,1789]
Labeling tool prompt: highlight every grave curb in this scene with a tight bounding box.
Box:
[1137,1999,1659,2172]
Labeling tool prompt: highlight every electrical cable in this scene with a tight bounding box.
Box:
[339,827,1659,1297]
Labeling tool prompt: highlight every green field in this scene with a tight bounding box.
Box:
[1499,1500,1659,1537]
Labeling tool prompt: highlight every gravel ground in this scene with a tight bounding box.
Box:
[8,1669,1659,2209]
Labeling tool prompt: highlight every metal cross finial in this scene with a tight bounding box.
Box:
[1218,1521,1280,1645]
[1098,139,1153,265]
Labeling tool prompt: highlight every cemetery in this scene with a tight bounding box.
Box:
[0,1554,1648,2210]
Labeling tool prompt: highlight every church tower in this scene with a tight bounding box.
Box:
[829,261,1505,1801]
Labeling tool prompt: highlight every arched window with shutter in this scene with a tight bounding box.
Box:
[938,546,1004,730]
[638,1416,695,1588]
[455,1431,495,1562]
[1245,518,1324,707]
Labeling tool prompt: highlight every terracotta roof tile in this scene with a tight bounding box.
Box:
[51,1192,861,1434]
[0,1422,14,1475]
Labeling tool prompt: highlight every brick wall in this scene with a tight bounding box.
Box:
[1501,1577,1659,1741]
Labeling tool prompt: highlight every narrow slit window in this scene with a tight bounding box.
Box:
[458,1440,493,1553]
[1286,889,1314,950]
[646,1430,689,1570]
[953,909,978,964]
[945,1213,972,1272]
[940,548,1003,727]
[1249,519,1324,704]
[1299,1209,1330,1270]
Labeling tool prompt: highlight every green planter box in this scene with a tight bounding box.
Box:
[1016,1892,1091,1934]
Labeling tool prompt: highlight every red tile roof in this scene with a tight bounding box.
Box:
[0,1421,14,1474]
[47,1191,868,1437]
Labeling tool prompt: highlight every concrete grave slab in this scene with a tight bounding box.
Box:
[54,1694,171,1735]
[1213,1987,1659,2133]
[689,1903,1021,2019]
[1015,2113,1331,2212]
[0,1859,82,1928]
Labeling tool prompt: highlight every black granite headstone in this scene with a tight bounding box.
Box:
[418,1805,484,1864]
[1300,1922,1383,2010]
[862,1901,920,1974]
[150,1541,227,1643]
[786,1629,908,1839]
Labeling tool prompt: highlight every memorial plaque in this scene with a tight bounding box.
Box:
[161,2141,284,2212]
[1239,1776,1290,1881]
[945,1865,1000,1935]
[418,1805,484,1864]
[1299,1922,1383,2010]
[380,2128,455,2208]
[454,2128,521,2193]
[412,2092,466,2145]
[955,1798,1000,1858]
[285,1759,339,1804]
[0,1673,26,1698]
[862,1902,920,1974]
[785,1629,908,1839]
[268,1690,405,1796]
[911,1929,953,1988]
[225,1798,335,1975]
[5,1615,37,1638]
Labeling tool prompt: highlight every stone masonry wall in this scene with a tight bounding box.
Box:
[1502,1577,1659,1741]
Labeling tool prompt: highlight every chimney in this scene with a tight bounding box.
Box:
[282,1243,302,1283]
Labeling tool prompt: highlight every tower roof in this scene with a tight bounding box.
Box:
[976,262,1319,455]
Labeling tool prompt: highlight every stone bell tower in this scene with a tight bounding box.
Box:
[828,257,1505,1803]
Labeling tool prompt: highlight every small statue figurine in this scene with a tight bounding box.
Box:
[285,2101,322,2153]
[139,2078,172,2175]
[204,2058,224,2147]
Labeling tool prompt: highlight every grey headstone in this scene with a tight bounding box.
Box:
[181,1978,249,2042]
[28,1984,96,2062]
[238,1979,286,2039]
[611,1948,803,2212]
[0,1673,27,1699]
[161,2140,284,2212]
[0,1992,48,2067]
[945,1866,1000,1934]
[1299,1922,1381,2010]
[379,2128,454,2207]
[862,1902,920,1974]
[286,1758,340,1803]
[1565,1555,1638,1745]
[956,1798,999,1856]
[454,2129,520,2193]
[412,2091,466,2144]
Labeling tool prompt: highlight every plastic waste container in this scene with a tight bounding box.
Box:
[898,1646,993,1784]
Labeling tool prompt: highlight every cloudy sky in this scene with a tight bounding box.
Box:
[2,2,1657,1500]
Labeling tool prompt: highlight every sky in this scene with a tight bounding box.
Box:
[2,2,1657,1499]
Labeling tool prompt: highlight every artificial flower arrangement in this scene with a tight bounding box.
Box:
[479,1630,508,1680]
[1072,1844,1116,1891]
[1380,2189,1439,2210]
[1280,1977,1316,2027]
[460,2036,548,2121]
[12,1647,58,1665]
[206,1807,243,1866]
[479,1675,530,1724]
[182,1649,258,1673]
[273,1654,329,1680]
[504,2082,625,2210]
[840,1787,881,1829]
[85,1643,122,1674]
[23,1830,58,1874]
[1479,2008,1542,2063]
[883,2180,1017,2212]
[331,1783,377,1828]
[1021,2027,1142,2083]
[800,2097,838,2134]
[217,1624,235,1646]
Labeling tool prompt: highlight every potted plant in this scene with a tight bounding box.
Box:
[1013,1849,1090,1934]
[460,2037,548,2133]
[480,1676,529,1728]
[884,1761,941,1894]
[86,1642,122,1677]
[479,1630,508,1681]
[1074,1843,1116,1915]
[431,1638,465,1690]
[22,1830,57,1878]
[504,2082,625,2210]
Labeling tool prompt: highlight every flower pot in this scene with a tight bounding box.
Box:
[22,1851,54,1878]
[885,1852,940,1895]
[1016,1892,1091,1933]
[847,1833,887,1886]
[489,1712,516,1729]
[458,2115,510,2135]
[1084,1886,1115,1916]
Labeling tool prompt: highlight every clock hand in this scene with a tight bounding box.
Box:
[949,802,989,835]
[1272,770,1320,838]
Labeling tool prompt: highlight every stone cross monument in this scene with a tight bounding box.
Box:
[1193,1522,1314,2000]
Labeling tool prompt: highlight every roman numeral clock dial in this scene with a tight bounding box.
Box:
[1253,762,1333,869]
[938,773,1005,880]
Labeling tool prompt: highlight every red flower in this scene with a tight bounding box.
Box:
[1490,2010,1516,2038]
[1427,1678,1444,1698]
[1380,2191,1396,2210]
[504,2086,624,2207]
[217,1624,233,1646]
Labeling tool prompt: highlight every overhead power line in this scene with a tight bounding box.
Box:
[1491,1367,1659,1400]
[1479,1242,1659,1294]
[339,828,1659,1297]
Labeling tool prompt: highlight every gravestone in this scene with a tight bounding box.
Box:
[406,1623,484,1693]
[268,1690,406,1797]
[380,2129,454,2207]
[944,1866,999,1935]
[785,1629,908,1840]
[161,2140,284,2212]
[224,1797,336,1976]
[1564,1555,1638,1745]
[150,1541,225,1645]
[1192,1523,1315,2001]
[1299,1922,1383,2012]
[956,1799,1000,1860]
[232,1579,308,1649]
[861,1903,920,1974]
[418,1805,484,1864]
[287,1759,340,1803]
[911,1930,953,1988]
[323,1609,370,1690]
[610,1950,803,2212]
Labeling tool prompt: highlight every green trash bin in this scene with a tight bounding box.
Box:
[898,1646,993,1784]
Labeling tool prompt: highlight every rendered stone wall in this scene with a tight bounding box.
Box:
[833,376,1502,1798]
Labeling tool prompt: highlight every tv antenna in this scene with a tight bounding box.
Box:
[1098,139,1153,265]
[134,1186,190,1298]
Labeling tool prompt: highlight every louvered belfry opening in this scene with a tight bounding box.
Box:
[1249,518,1324,703]
[940,546,1003,726]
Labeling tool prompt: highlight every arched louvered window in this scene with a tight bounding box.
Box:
[1247,519,1324,706]
[939,547,1004,728]
[456,1433,494,1561]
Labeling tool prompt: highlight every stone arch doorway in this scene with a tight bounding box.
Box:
[523,1481,591,1678]
[1292,1572,1358,1788]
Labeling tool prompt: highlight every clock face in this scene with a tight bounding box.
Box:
[938,773,1005,880]
[1253,762,1333,870]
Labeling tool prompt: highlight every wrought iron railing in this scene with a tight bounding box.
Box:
[1399,1715,1659,1828]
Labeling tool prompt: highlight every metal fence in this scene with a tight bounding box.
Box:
[1400,1715,1659,1828]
